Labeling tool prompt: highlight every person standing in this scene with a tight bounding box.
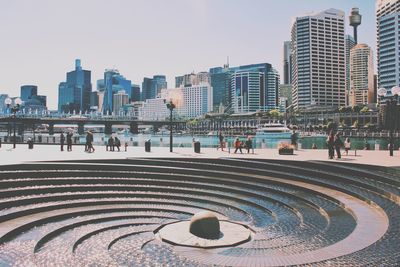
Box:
[234,137,243,154]
[344,137,351,156]
[326,131,335,159]
[334,133,343,159]
[60,132,65,152]
[66,132,73,152]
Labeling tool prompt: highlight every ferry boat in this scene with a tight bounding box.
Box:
[255,123,292,139]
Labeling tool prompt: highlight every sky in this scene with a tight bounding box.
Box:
[0,0,376,109]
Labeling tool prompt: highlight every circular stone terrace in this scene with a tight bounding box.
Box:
[0,152,398,266]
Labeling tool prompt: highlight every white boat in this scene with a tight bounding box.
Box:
[255,123,292,139]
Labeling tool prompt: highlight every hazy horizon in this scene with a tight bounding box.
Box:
[0,0,375,109]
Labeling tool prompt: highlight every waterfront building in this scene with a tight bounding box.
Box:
[283,41,292,84]
[112,90,129,115]
[230,63,279,113]
[376,0,400,89]
[346,35,356,95]
[58,59,92,113]
[349,44,375,106]
[20,85,38,102]
[139,98,169,121]
[101,69,132,115]
[291,9,346,110]
[20,85,47,113]
[131,84,141,102]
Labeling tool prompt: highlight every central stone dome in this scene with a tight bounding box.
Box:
[189,211,221,239]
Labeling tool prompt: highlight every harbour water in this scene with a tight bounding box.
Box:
[1,131,399,150]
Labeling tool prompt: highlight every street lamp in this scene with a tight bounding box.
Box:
[166,100,176,152]
[377,86,400,156]
[5,97,22,149]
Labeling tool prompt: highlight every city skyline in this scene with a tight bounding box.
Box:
[0,0,375,109]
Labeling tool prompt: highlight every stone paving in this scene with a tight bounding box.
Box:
[0,143,399,167]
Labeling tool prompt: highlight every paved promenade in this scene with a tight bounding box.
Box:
[0,144,399,167]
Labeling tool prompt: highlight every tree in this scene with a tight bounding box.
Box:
[326,121,337,133]
[339,106,347,113]
[269,109,281,119]
[360,106,370,113]
[352,105,362,113]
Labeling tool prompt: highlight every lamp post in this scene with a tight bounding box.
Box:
[5,97,22,149]
[377,86,400,156]
[166,100,176,152]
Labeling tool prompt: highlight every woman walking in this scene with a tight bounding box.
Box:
[234,138,243,154]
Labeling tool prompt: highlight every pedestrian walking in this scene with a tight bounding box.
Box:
[326,131,335,159]
[86,131,95,153]
[66,132,73,152]
[114,137,121,152]
[218,131,224,151]
[245,136,253,154]
[291,130,298,150]
[60,132,65,152]
[234,137,243,154]
[344,137,351,156]
[107,136,114,151]
[334,132,343,159]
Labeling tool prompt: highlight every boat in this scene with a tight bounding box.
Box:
[255,122,292,139]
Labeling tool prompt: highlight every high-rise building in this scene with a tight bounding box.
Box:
[152,75,167,97]
[279,84,292,106]
[283,41,292,84]
[231,71,265,113]
[58,59,92,113]
[175,72,210,87]
[112,90,129,115]
[349,44,375,106]
[346,35,356,94]
[20,85,47,114]
[231,63,279,113]
[376,0,400,89]
[142,77,153,101]
[291,9,346,110]
[210,63,279,114]
[131,84,141,102]
[141,75,167,101]
[181,84,213,118]
[20,85,38,102]
[90,91,99,110]
[0,94,9,113]
[209,67,231,111]
[101,69,132,115]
